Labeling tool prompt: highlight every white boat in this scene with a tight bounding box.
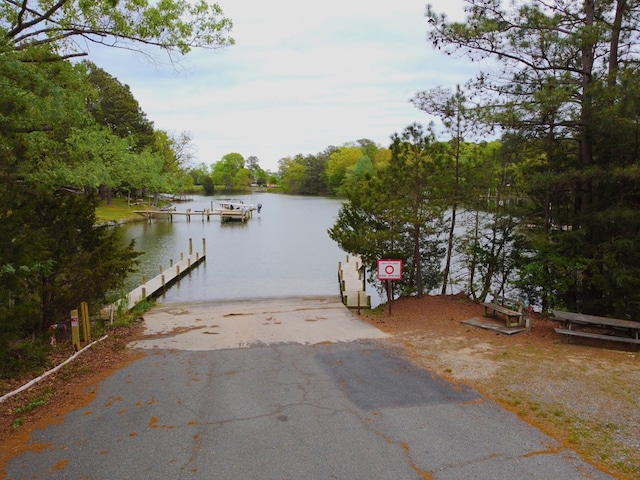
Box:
[213,199,260,222]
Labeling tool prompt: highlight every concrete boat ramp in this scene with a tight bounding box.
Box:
[130,296,388,351]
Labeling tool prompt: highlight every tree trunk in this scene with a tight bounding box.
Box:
[576,0,596,224]
[441,205,457,295]
[414,223,423,297]
[608,0,626,87]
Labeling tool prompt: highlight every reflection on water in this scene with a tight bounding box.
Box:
[117,193,361,304]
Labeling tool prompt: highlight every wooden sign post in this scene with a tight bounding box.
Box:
[70,310,80,351]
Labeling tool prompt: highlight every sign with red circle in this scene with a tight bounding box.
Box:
[377,259,403,280]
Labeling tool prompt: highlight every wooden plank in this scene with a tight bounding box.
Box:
[343,290,370,308]
[462,318,525,335]
[483,304,521,317]
[554,328,640,345]
[338,255,369,308]
[482,302,523,327]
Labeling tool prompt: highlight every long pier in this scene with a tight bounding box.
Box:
[117,238,206,311]
[134,208,217,222]
[134,206,256,223]
[338,255,370,309]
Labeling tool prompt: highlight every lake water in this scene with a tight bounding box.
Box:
[117,193,379,305]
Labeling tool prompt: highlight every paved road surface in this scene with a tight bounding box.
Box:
[5,297,613,479]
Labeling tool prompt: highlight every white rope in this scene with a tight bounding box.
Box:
[0,335,109,404]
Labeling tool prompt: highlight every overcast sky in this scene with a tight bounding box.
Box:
[89,0,472,172]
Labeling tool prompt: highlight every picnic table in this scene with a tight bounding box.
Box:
[552,309,640,346]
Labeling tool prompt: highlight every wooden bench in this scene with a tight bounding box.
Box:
[552,310,640,346]
[482,295,524,328]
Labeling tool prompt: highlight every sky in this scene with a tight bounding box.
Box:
[88,0,473,172]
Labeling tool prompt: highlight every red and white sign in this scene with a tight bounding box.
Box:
[377,259,403,280]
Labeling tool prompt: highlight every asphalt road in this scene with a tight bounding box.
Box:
[5,297,614,479]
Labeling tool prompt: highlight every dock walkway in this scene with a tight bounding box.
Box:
[135,205,257,223]
[338,255,370,309]
[116,240,206,312]
[134,209,216,222]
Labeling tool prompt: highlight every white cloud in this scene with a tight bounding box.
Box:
[87,0,474,171]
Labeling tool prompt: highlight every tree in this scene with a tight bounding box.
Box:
[212,152,245,191]
[326,147,365,194]
[0,184,140,373]
[300,150,332,195]
[84,62,155,151]
[426,0,640,317]
[278,156,307,194]
[329,124,446,298]
[188,162,215,194]
[2,0,234,61]
[412,85,481,294]
[0,0,236,373]
[0,48,93,181]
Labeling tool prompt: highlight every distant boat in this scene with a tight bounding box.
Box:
[213,199,257,223]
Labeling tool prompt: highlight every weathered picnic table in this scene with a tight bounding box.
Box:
[552,309,640,346]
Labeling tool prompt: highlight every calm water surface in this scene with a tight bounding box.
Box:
[118,193,371,304]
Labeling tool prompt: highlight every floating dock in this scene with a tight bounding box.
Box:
[338,255,370,309]
[117,239,206,311]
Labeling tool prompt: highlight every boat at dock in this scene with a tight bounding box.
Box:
[213,199,260,222]
[133,199,262,223]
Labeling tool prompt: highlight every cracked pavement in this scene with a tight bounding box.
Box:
[5,297,614,479]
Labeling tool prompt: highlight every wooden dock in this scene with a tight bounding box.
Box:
[134,206,256,223]
[116,239,206,311]
[220,208,253,223]
[134,208,216,222]
[338,255,370,309]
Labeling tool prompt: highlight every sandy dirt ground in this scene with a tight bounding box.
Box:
[1,294,639,479]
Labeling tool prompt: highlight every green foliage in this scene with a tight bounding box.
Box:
[0,334,52,380]
[14,388,53,414]
[212,152,245,191]
[0,0,233,376]
[12,387,54,428]
[329,124,446,297]
[276,142,388,196]
[326,147,363,193]
[427,0,640,316]
[201,175,215,194]
[84,62,155,151]
[0,185,141,336]
[2,0,234,60]
[278,156,308,194]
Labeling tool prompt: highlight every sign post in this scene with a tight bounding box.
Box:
[70,309,80,351]
[377,259,403,316]
[80,301,91,343]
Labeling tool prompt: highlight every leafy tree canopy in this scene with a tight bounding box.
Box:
[1,0,234,61]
